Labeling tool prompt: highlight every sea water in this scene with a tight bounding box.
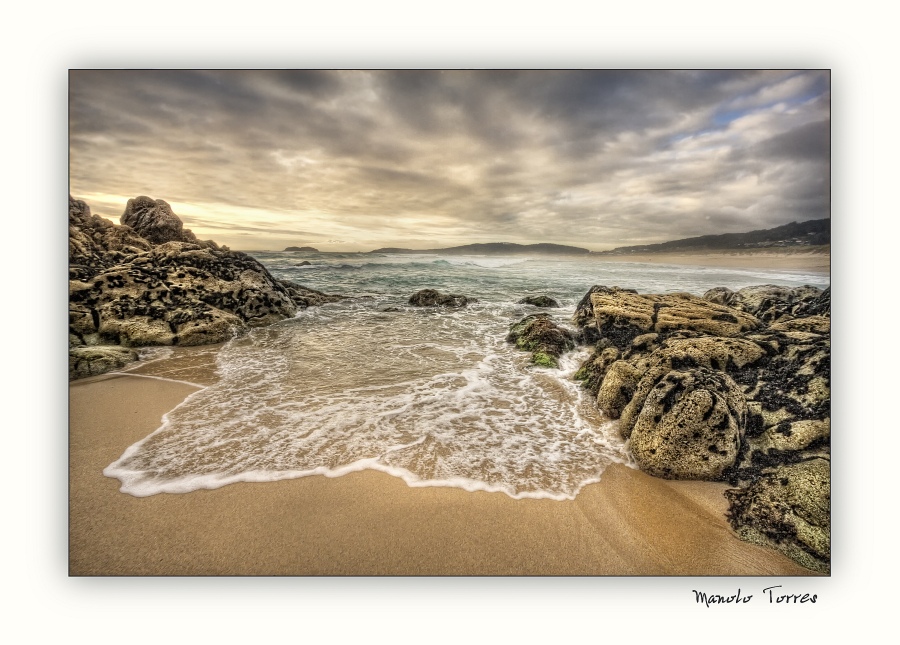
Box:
[104,252,830,498]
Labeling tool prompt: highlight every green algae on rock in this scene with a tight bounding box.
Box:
[506,313,577,368]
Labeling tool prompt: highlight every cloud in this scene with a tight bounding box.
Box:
[69,70,831,251]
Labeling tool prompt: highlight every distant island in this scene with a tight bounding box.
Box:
[369,242,591,255]
[284,246,319,252]
[593,218,829,255]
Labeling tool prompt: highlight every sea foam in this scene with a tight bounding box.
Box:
[104,252,828,498]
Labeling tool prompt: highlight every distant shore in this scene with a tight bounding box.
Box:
[253,246,831,275]
[591,246,830,273]
[70,347,816,576]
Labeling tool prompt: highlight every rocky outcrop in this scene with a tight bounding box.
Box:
[69,196,341,379]
[506,314,577,368]
[408,289,472,308]
[284,246,319,252]
[517,295,560,308]
[121,196,202,246]
[573,283,830,572]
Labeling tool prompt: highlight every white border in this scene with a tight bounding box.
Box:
[8,2,888,640]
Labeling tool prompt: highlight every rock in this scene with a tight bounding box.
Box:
[730,284,825,323]
[69,195,152,280]
[284,246,319,252]
[793,287,830,318]
[573,345,621,394]
[506,314,577,368]
[739,327,831,433]
[725,458,831,573]
[571,282,831,571]
[573,285,637,325]
[517,295,560,308]
[768,315,830,334]
[703,286,738,307]
[121,196,200,246]
[69,345,139,380]
[616,336,767,437]
[746,419,831,456]
[577,288,760,351]
[69,196,342,379]
[68,239,299,350]
[277,280,344,308]
[408,289,471,308]
[595,359,641,418]
[628,368,747,480]
[295,261,312,266]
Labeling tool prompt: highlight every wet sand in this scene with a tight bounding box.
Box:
[69,350,816,576]
[591,246,830,273]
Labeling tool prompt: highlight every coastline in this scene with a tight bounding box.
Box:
[70,363,816,576]
[589,247,830,273]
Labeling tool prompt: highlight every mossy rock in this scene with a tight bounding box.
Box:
[506,314,576,369]
[574,345,621,393]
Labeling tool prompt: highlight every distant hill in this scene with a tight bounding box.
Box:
[594,218,830,255]
[369,242,590,255]
[284,246,319,252]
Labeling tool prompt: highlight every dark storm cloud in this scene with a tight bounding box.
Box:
[69,69,830,251]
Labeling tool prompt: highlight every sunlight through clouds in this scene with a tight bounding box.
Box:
[69,70,830,251]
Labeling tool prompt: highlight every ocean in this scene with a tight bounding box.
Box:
[104,252,830,499]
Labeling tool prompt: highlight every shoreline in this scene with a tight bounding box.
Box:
[70,365,817,576]
[588,247,830,273]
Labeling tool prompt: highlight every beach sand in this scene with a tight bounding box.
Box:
[70,346,817,576]
[591,246,830,273]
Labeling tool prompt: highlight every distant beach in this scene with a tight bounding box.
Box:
[591,246,830,273]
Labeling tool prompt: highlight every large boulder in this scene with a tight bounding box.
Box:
[616,336,767,437]
[120,196,200,245]
[506,314,577,368]
[594,359,640,418]
[628,368,747,480]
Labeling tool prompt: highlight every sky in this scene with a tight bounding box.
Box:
[69,69,830,252]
